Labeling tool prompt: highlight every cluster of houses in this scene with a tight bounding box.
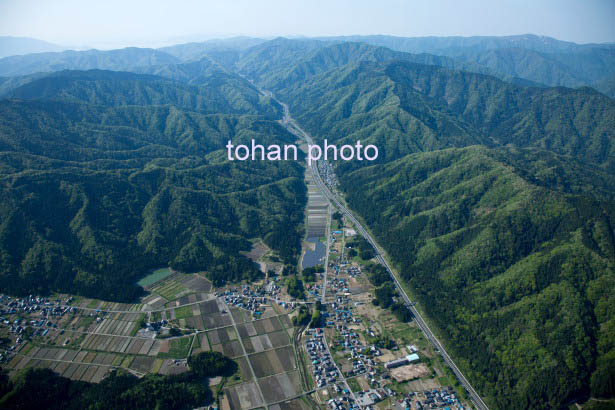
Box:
[316,218,467,409]
[306,328,340,388]
[0,294,80,356]
[306,283,322,299]
[395,387,466,410]
[219,285,268,316]
[326,395,359,410]
[318,160,338,188]
[0,294,74,317]
[329,278,352,298]
[219,281,300,315]
[334,324,380,379]
[264,280,281,296]
[145,319,168,332]
[355,388,390,407]
[347,266,361,277]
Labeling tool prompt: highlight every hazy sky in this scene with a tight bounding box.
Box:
[1,0,613,49]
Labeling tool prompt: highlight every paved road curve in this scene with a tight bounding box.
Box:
[278,101,490,410]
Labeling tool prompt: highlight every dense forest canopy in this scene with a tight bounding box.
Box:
[0,69,306,301]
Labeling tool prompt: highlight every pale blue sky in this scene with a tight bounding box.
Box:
[0,0,613,49]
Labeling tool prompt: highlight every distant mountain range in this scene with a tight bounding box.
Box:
[1,34,614,97]
[0,36,67,59]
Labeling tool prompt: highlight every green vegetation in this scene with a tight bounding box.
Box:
[310,309,322,328]
[158,336,193,359]
[134,314,147,335]
[332,211,343,225]
[155,282,186,301]
[301,264,322,282]
[364,263,390,286]
[187,351,237,378]
[286,276,305,299]
[363,263,413,322]
[292,305,311,327]
[174,305,194,320]
[391,303,413,323]
[347,237,374,260]
[137,268,174,287]
[369,334,396,350]
[282,264,298,277]
[0,70,306,301]
[272,49,615,172]
[583,400,615,410]
[372,282,395,308]
[346,377,361,393]
[233,40,615,409]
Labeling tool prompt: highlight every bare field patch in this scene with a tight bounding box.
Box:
[226,381,264,409]
[390,363,431,382]
[258,370,302,403]
[249,346,295,378]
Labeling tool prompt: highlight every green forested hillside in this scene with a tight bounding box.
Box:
[0,73,305,301]
[270,57,615,170]
[340,146,615,408]
[319,35,615,96]
[4,69,281,119]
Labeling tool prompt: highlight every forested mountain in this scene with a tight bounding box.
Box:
[318,35,615,96]
[339,146,615,408]
[0,71,305,301]
[159,37,266,62]
[0,47,179,77]
[4,34,614,95]
[133,56,231,84]
[236,41,492,92]
[0,36,66,59]
[3,69,281,118]
[319,34,593,55]
[257,51,615,170]
[453,47,615,95]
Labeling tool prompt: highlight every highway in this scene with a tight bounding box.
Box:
[278,101,490,410]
